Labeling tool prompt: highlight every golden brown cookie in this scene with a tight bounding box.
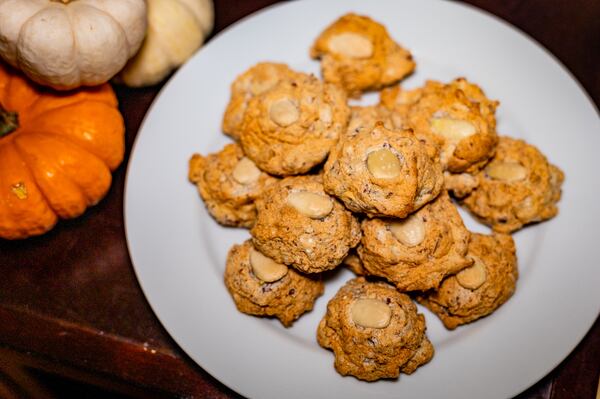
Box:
[310,13,415,97]
[222,62,300,140]
[379,84,423,130]
[443,171,480,199]
[224,240,324,327]
[346,105,394,137]
[417,232,518,329]
[317,277,433,381]
[323,123,444,218]
[396,78,499,173]
[240,72,350,176]
[342,249,368,276]
[461,136,564,233]
[358,191,472,291]
[251,175,361,274]
[188,143,277,227]
[451,77,498,130]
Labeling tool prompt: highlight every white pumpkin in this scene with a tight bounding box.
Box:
[119,0,214,87]
[0,0,147,90]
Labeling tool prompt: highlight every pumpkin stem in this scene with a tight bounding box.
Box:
[0,103,19,137]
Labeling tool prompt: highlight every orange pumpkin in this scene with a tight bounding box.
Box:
[0,63,125,240]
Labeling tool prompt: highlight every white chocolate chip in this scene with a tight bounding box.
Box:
[486,161,528,182]
[287,191,333,219]
[351,298,392,328]
[269,98,300,127]
[456,256,487,290]
[249,247,288,283]
[232,157,261,185]
[430,117,476,142]
[389,214,426,247]
[367,148,402,179]
[328,32,374,58]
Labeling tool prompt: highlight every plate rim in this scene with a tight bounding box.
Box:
[123,1,600,398]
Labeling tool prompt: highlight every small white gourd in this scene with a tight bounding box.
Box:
[0,0,147,90]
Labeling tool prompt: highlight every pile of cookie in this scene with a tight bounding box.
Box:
[188,13,564,382]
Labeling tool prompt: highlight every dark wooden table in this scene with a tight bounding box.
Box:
[0,1,598,398]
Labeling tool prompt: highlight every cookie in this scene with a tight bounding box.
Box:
[450,77,498,130]
[310,13,415,97]
[358,191,472,291]
[342,249,368,276]
[346,105,395,136]
[188,143,277,227]
[251,175,361,274]
[379,84,423,130]
[323,123,444,218]
[461,136,564,233]
[317,277,433,381]
[240,72,350,176]
[222,62,300,140]
[224,240,324,327]
[388,78,499,173]
[443,171,479,199]
[417,232,518,329]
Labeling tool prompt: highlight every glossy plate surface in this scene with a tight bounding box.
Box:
[125,1,600,398]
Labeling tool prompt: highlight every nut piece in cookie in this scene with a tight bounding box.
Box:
[388,78,499,173]
[222,62,300,140]
[323,123,444,218]
[317,277,433,381]
[461,136,564,233]
[224,240,324,327]
[358,191,472,291]
[188,143,277,227]
[251,175,361,274]
[240,72,350,176]
[310,13,415,97]
[417,232,518,329]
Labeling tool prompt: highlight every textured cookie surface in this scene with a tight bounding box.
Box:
[379,84,424,130]
[443,171,480,199]
[251,175,361,274]
[310,13,415,97]
[461,136,564,233]
[342,249,369,276]
[323,123,443,218]
[317,277,433,381]
[346,105,395,136]
[240,72,350,175]
[224,240,324,327]
[188,143,277,227]
[358,191,472,291]
[222,62,300,140]
[382,78,499,173]
[417,233,518,329]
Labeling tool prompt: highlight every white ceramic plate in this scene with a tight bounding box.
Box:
[124,1,600,398]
